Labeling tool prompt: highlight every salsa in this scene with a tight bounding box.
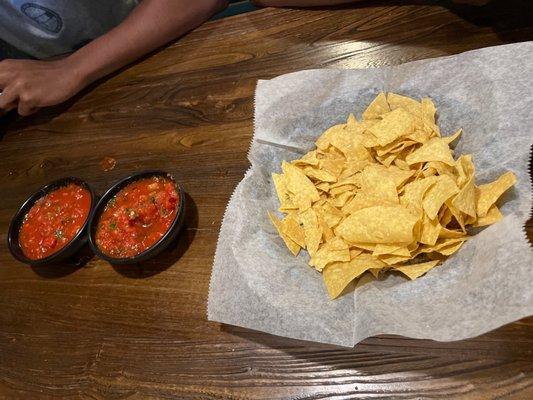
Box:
[95,176,179,258]
[19,184,91,260]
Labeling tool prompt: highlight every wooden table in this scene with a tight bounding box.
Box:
[1,3,532,399]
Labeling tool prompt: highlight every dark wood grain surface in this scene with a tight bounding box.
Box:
[1,2,532,399]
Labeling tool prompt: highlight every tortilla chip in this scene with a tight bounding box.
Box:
[282,161,320,209]
[349,248,363,258]
[379,254,412,265]
[339,161,370,180]
[406,130,431,144]
[424,161,456,179]
[323,253,385,299]
[375,139,417,157]
[443,128,462,146]
[394,260,440,280]
[406,138,455,166]
[452,178,477,218]
[377,153,397,167]
[360,165,399,204]
[309,237,350,271]
[419,214,441,246]
[438,205,453,226]
[317,214,335,242]
[336,205,419,244]
[476,171,516,217]
[342,193,396,215]
[439,226,467,239]
[387,92,423,117]
[329,128,372,162]
[281,214,306,247]
[473,204,503,227]
[320,203,343,228]
[351,243,377,252]
[446,201,466,232]
[455,154,475,188]
[347,113,358,126]
[272,173,297,210]
[298,208,322,255]
[368,108,416,146]
[400,176,439,210]
[384,166,415,189]
[331,191,354,208]
[368,268,382,279]
[362,92,390,120]
[422,175,459,220]
[268,212,300,256]
[360,131,380,148]
[316,182,330,192]
[330,174,362,189]
[421,98,437,123]
[316,124,345,150]
[417,237,468,255]
[320,159,345,178]
[293,150,320,167]
[394,158,411,171]
[304,167,337,183]
[373,243,411,257]
[330,184,356,197]
[435,239,466,256]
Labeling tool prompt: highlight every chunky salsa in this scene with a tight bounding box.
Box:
[95,176,179,258]
[19,184,91,260]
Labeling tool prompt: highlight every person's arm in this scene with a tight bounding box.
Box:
[0,0,227,116]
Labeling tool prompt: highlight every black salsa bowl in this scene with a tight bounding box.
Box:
[88,170,186,265]
[7,177,96,266]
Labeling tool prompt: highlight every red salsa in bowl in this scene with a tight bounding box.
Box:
[95,176,180,259]
[19,183,92,260]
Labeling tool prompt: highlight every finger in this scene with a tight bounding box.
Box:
[18,102,39,117]
[1,101,18,113]
[0,89,18,110]
[0,100,18,117]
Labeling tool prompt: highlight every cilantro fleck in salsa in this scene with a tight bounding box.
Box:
[95,176,179,258]
[19,184,92,260]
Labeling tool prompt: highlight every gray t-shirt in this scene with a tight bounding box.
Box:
[0,0,140,59]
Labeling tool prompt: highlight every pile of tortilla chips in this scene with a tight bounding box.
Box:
[269,92,516,299]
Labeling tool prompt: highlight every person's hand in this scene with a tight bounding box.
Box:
[0,58,85,116]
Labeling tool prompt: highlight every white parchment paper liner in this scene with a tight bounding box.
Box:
[208,42,533,347]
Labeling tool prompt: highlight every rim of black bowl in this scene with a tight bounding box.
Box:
[88,170,186,265]
[7,177,96,266]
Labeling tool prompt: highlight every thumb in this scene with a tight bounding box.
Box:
[0,88,18,111]
[18,101,39,117]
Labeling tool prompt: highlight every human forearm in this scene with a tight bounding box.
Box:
[70,0,227,86]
